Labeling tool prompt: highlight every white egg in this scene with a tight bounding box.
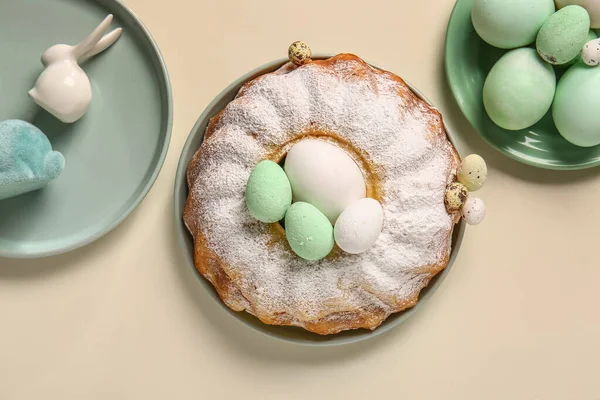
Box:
[284,139,366,223]
[582,38,600,66]
[461,197,486,226]
[334,198,384,254]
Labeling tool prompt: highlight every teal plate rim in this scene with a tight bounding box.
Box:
[445,0,600,171]
[0,0,173,259]
[173,55,466,346]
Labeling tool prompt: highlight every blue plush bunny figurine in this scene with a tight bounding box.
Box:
[0,119,65,201]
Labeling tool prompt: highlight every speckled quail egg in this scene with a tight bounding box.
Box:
[461,197,486,226]
[445,182,469,212]
[458,154,488,192]
[582,38,600,66]
[288,41,312,65]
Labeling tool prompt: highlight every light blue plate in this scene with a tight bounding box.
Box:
[0,0,172,258]
[174,56,466,345]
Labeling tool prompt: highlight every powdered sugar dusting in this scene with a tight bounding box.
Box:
[186,56,458,328]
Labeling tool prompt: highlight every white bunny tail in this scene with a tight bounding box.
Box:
[74,14,114,60]
[79,27,123,63]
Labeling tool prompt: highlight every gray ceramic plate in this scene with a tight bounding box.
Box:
[174,56,465,345]
[0,0,172,258]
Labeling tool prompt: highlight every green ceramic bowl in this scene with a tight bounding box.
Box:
[174,55,466,346]
[446,0,600,170]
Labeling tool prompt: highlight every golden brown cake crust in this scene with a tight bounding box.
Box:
[184,54,460,335]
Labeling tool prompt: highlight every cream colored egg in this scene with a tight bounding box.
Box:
[284,139,366,223]
[458,154,488,192]
[461,197,486,226]
[556,0,600,28]
[582,38,600,65]
[334,198,384,254]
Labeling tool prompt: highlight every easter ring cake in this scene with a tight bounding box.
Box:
[184,52,463,335]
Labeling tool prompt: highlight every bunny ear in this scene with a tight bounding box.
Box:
[79,27,122,63]
[73,14,114,59]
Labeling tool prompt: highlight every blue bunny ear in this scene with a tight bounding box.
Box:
[43,151,66,181]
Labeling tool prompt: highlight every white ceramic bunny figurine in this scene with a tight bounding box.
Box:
[29,15,122,123]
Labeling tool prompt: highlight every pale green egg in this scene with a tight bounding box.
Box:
[472,0,555,49]
[564,30,600,67]
[458,154,488,192]
[553,62,600,147]
[245,160,292,223]
[483,48,556,131]
[536,5,591,65]
[285,202,334,261]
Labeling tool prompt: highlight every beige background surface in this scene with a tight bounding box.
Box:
[1,0,599,398]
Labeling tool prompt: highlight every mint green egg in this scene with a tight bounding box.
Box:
[563,30,598,67]
[553,62,600,147]
[285,202,334,261]
[483,48,556,131]
[537,5,591,65]
[246,160,292,223]
[472,0,555,49]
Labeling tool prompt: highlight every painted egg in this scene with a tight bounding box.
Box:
[553,62,600,147]
[284,139,366,224]
[462,197,486,226]
[245,160,292,223]
[285,202,334,261]
[458,154,488,192]
[536,5,590,65]
[444,182,469,213]
[556,0,600,28]
[567,31,600,66]
[483,48,556,130]
[471,0,555,49]
[582,38,600,66]
[334,198,384,255]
